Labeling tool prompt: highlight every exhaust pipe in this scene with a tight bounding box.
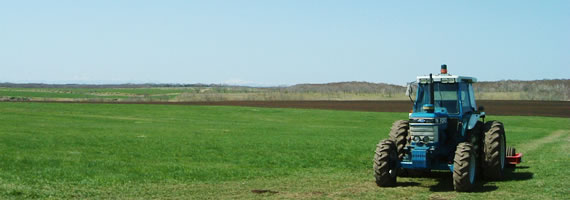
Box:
[428,73,435,113]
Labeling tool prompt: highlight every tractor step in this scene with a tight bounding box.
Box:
[506,153,523,165]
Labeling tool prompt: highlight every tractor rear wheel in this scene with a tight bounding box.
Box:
[389,120,409,161]
[482,121,506,180]
[373,139,398,187]
[453,142,477,192]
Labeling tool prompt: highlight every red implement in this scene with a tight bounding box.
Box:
[506,153,523,165]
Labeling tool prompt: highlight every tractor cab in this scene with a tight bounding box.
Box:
[409,65,480,118]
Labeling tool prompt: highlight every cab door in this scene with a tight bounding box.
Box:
[459,82,473,137]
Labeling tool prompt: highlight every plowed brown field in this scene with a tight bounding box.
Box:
[22,100,570,118]
[177,100,569,117]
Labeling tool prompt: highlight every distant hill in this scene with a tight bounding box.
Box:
[286,81,404,96]
[286,79,569,101]
[474,79,569,101]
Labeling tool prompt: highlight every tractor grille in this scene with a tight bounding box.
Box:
[410,125,438,143]
[411,149,429,168]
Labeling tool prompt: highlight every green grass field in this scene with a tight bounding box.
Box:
[0,88,183,101]
[0,102,568,199]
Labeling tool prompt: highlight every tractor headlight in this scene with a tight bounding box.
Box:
[422,136,430,143]
[413,136,421,142]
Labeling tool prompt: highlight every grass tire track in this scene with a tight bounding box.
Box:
[515,130,569,154]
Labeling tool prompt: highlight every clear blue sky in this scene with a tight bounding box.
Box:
[1,1,568,85]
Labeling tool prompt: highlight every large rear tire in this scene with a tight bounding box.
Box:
[482,121,506,180]
[453,142,477,192]
[389,120,409,160]
[373,139,398,187]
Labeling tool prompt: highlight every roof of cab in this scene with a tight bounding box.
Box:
[416,74,477,83]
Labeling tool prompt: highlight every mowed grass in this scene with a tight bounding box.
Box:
[0,102,568,199]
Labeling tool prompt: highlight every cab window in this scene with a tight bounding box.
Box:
[460,83,472,113]
[415,83,459,114]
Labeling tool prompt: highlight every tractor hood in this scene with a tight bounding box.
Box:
[410,112,447,119]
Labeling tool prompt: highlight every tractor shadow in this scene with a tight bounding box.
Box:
[426,166,533,192]
[396,181,421,187]
[504,166,534,181]
[427,171,497,192]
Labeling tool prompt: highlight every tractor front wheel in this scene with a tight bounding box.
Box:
[373,139,398,187]
[453,142,477,192]
[482,121,506,180]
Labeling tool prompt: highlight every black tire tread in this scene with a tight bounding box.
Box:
[453,142,475,192]
[373,139,397,187]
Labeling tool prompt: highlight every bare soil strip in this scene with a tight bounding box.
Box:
[7,100,570,118]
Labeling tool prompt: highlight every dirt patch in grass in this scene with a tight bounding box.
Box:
[251,189,278,194]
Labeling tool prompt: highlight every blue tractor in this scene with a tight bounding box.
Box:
[373,65,521,192]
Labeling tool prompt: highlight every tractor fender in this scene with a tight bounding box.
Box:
[467,114,481,130]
